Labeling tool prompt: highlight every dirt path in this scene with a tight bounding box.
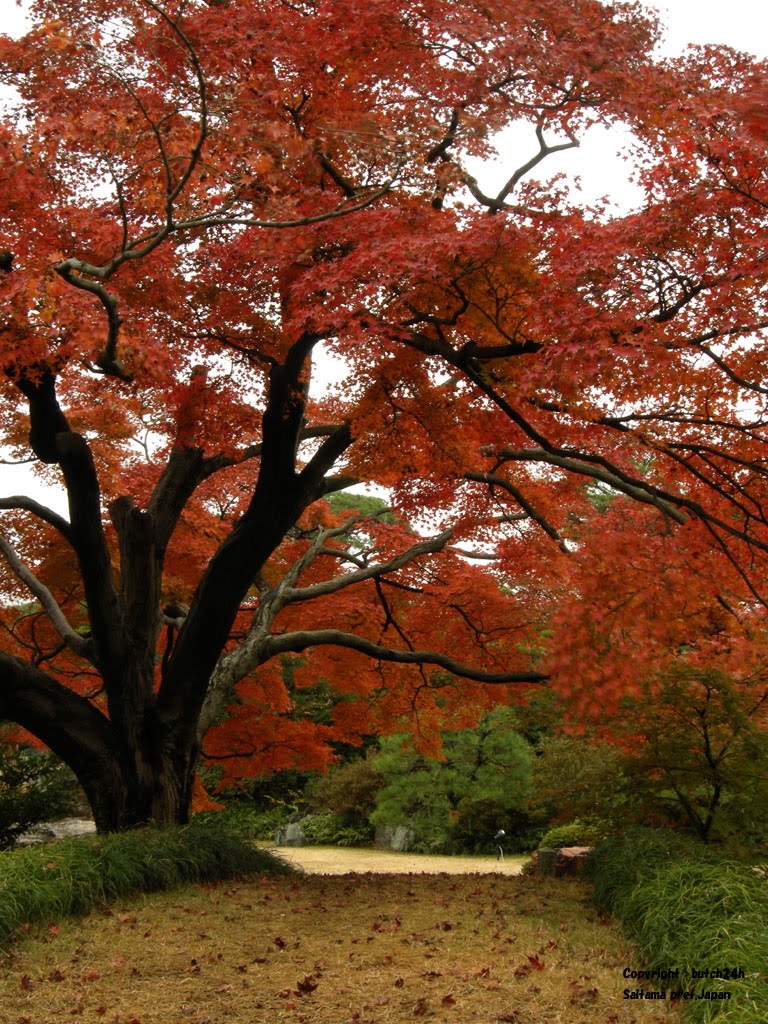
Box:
[269,844,528,875]
[0,867,674,1024]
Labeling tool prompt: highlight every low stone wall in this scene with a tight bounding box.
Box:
[530,845,593,878]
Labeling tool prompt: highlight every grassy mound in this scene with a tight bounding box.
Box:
[590,829,768,1022]
[0,817,291,947]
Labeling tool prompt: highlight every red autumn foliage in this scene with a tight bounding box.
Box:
[1,0,768,829]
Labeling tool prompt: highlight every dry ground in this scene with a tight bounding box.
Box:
[273,845,528,875]
[0,847,678,1024]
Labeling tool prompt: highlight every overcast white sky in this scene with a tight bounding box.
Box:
[655,0,768,56]
[479,0,768,208]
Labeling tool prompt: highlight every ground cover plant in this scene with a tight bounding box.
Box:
[0,820,290,950]
[0,860,679,1024]
[589,830,768,1023]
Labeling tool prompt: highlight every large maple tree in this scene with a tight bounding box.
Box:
[1,0,768,831]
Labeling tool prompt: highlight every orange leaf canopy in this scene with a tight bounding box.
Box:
[1,1,768,821]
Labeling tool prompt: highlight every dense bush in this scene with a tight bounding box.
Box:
[538,819,608,849]
[213,768,313,819]
[615,669,768,846]
[371,709,532,854]
[532,670,768,849]
[0,818,292,948]
[0,735,81,849]
[529,735,630,831]
[300,811,373,847]
[589,829,767,1022]
[307,758,384,825]
[198,802,287,841]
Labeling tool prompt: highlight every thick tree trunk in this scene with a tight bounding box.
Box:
[0,653,199,832]
[82,744,198,832]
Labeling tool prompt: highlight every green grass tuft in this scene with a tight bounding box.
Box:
[590,829,768,1022]
[0,818,292,948]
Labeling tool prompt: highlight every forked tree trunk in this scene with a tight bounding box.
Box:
[78,734,200,833]
[1,345,352,833]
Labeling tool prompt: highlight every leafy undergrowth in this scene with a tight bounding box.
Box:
[0,872,677,1024]
[0,822,290,951]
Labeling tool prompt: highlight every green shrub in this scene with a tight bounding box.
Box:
[529,735,629,830]
[0,735,81,849]
[539,819,607,849]
[307,758,384,824]
[245,805,289,840]
[370,713,532,855]
[196,802,286,841]
[615,668,768,846]
[300,811,373,847]
[0,819,292,948]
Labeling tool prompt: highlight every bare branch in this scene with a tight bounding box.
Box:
[492,447,689,525]
[279,528,454,605]
[465,470,570,550]
[265,629,547,684]
[198,523,463,736]
[0,496,73,544]
[0,651,113,788]
[449,547,501,561]
[53,159,401,376]
[0,533,94,661]
[461,172,515,212]
[142,0,209,209]
[426,108,461,164]
[173,169,405,232]
[691,335,768,396]
[493,123,579,207]
[55,263,130,380]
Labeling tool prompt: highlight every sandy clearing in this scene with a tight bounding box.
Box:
[267,843,528,875]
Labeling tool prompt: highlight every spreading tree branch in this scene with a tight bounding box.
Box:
[198,519,535,738]
[264,629,547,684]
[0,533,94,661]
[279,528,453,605]
[13,370,124,672]
[0,496,73,545]
[159,334,352,733]
[0,652,113,779]
[465,471,569,550]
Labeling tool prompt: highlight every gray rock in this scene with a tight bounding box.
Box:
[374,824,415,851]
[391,825,414,852]
[554,845,593,877]
[530,845,593,878]
[283,822,306,847]
[374,825,395,848]
[16,818,96,845]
